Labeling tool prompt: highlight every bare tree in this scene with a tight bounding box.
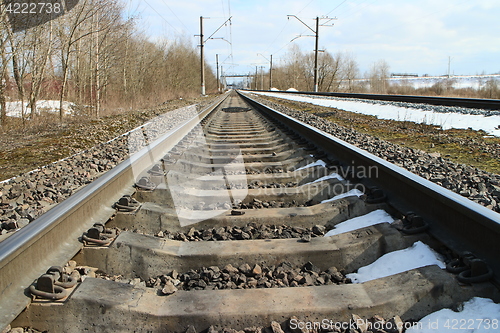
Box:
[6,23,30,124]
[55,0,115,121]
[368,59,390,93]
[26,22,54,118]
[343,52,359,92]
[0,4,11,126]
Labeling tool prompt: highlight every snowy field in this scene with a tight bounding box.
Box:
[388,74,500,90]
[6,100,74,117]
[254,92,500,136]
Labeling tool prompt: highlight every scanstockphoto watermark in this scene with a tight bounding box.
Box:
[289,318,422,332]
[244,161,380,181]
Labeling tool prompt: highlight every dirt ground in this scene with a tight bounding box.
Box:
[0,97,211,182]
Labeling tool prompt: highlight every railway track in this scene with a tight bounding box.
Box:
[250,90,500,110]
[1,90,500,332]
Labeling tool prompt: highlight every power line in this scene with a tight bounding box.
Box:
[296,0,315,15]
[263,20,289,53]
[158,0,192,34]
[325,0,348,16]
[333,0,378,20]
[142,0,181,35]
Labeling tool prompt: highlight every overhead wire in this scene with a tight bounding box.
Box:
[142,0,181,35]
[325,0,348,16]
[158,0,192,34]
[296,0,315,15]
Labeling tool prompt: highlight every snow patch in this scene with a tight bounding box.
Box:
[6,100,74,118]
[346,241,445,283]
[406,297,500,333]
[324,209,394,237]
[295,159,326,171]
[320,188,364,203]
[304,173,344,185]
[254,92,500,136]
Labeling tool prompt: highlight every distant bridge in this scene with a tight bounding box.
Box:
[221,74,253,78]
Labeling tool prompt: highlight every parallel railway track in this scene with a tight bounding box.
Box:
[249,90,500,110]
[1,90,499,332]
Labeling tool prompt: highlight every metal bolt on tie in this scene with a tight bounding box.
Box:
[457,259,494,284]
[82,223,116,246]
[135,176,157,190]
[148,164,165,176]
[365,187,388,204]
[29,266,77,300]
[400,212,429,234]
[446,251,475,274]
[446,252,494,283]
[113,195,140,212]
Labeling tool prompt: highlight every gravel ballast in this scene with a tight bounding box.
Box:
[246,93,500,213]
[0,99,218,239]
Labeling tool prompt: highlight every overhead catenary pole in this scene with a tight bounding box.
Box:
[216,54,220,92]
[200,16,205,96]
[255,66,258,90]
[257,53,273,89]
[197,16,232,96]
[287,15,335,93]
[270,54,273,89]
[314,17,319,93]
[260,66,264,90]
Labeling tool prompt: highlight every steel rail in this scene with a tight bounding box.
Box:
[238,90,500,280]
[248,89,500,110]
[0,92,229,331]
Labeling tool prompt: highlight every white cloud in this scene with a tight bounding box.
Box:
[127,0,500,79]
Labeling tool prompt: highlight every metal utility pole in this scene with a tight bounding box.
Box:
[197,16,232,96]
[255,66,258,90]
[216,54,220,92]
[199,16,205,96]
[314,17,319,93]
[260,66,265,90]
[257,53,273,89]
[287,15,335,92]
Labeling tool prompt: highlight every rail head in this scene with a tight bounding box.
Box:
[0,92,229,331]
[239,90,500,279]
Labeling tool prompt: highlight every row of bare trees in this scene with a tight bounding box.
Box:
[0,0,217,127]
[252,45,500,99]
[252,46,392,93]
[251,45,362,93]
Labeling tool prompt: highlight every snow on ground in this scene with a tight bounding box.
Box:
[320,188,364,203]
[406,297,500,333]
[324,209,394,237]
[305,172,344,185]
[254,92,500,136]
[6,100,74,117]
[346,241,445,283]
[389,74,500,90]
[295,159,326,171]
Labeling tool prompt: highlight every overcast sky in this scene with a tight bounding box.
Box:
[126,0,500,83]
